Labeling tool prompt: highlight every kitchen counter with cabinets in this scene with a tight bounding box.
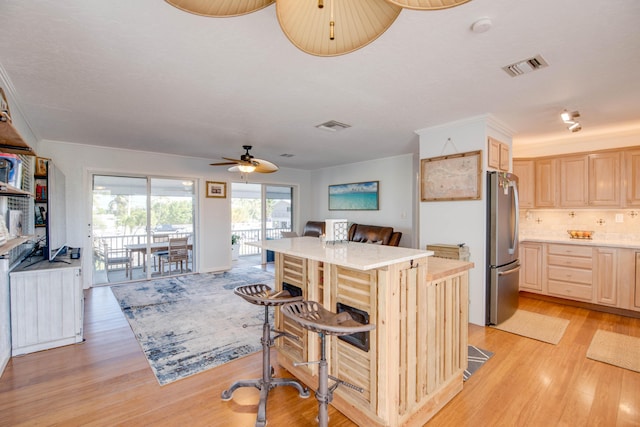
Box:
[519,237,640,313]
[249,237,473,426]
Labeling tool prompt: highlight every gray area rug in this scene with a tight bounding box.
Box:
[112,269,493,386]
[464,345,494,381]
[111,268,275,385]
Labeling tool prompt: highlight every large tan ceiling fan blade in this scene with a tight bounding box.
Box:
[165,0,274,17]
[209,161,239,166]
[276,0,402,57]
[383,0,471,10]
[227,159,279,173]
[252,159,279,173]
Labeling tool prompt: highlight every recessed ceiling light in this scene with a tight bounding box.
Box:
[280,153,295,158]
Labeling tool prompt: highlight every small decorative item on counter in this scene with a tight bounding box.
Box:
[567,230,594,239]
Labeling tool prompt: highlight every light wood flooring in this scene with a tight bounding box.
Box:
[1,287,639,426]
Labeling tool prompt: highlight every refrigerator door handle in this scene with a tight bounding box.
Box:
[498,264,521,276]
[509,179,519,255]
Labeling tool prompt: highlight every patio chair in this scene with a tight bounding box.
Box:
[159,236,189,275]
[151,234,169,272]
[100,240,132,279]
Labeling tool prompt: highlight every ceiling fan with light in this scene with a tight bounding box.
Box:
[165,0,470,57]
[210,145,279,174]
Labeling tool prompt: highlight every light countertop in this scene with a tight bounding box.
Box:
[247,236,434,271]
[426,257,475,281]
[520,235,640,249]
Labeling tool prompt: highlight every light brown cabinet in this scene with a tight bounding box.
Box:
[589,152,621,206]
[593,247,617,306]
[519,242,543,292]
[516,147,628,208]
[547,244,593,302]
[559,155,589,207]
[513,160,535,208]
[635,252,640,309]
[534,159,557,207]
[520,241,640,313]
[488,137,510,171]
[625,150,640,207]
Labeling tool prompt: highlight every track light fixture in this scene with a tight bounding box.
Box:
[561,110,582,132]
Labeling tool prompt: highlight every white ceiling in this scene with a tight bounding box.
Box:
[1,0,639,170]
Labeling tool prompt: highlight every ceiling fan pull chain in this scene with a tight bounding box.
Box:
[330,0,335,40]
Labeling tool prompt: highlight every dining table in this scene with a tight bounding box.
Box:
[125,240,193,273]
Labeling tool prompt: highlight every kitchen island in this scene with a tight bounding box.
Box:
[248,237,474,426]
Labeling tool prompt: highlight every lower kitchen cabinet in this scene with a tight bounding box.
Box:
[547,244,593,302]
[519,242,543,292]
[10,258,83,356]
[520,242,639,313]
[635,252,640,309]
[594,247,617,306]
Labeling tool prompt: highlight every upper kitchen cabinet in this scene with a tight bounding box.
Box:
[625,149,640,207]
[535,158,557,207]
[559,152,620,207]
[488,137,510,171]
[518,147,626,209]
[559,155,589,207]
[588,152,620,206]
[513,159,534,208]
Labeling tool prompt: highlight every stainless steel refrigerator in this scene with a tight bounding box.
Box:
[486,171,521,325]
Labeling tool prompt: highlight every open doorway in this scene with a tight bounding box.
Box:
[231,183,293,266]
[91,174,195,285]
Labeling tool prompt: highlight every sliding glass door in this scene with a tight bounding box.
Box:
[91,174,195,285]
[231,183,293,263]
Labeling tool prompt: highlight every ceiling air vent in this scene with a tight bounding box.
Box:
[315,120,351,132]
[502,55,549,77]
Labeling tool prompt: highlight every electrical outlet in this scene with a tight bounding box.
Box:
[615,213,624,223]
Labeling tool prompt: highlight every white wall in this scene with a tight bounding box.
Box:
[309,153,417,248]
[417,115,513,326]
[36,140,312,288]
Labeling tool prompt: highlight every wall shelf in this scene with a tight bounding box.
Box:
[0,120,35,156]
[0,182,31,197]
[0,236,32,257]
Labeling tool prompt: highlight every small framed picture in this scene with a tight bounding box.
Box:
[35,157,49,177]
[206,181,226,198]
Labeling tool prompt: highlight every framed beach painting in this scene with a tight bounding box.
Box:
[329,181,379,210]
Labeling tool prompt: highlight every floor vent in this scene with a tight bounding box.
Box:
[502,55,549,77]
[315,120,351,132]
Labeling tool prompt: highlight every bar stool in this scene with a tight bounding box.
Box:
[221,284,309,427]
[281,300,376,427]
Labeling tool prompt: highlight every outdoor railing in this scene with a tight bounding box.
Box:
[96,227,291,271]
[233,227,291,256]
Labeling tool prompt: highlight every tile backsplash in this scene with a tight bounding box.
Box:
[519,209,640,241]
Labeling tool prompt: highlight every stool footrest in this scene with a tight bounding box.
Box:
[328,375,365,393]
[271,328,299,342]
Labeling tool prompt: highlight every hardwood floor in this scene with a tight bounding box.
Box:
[1,288,638,426]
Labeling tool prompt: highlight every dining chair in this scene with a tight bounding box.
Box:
[100,240,132,280]
[159,237,189,275]
[151,234,169,272]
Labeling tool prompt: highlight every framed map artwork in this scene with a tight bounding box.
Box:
[420,150,482,201]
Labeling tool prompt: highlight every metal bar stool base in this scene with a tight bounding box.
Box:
[221,285,310,427]
[281,301,376,427]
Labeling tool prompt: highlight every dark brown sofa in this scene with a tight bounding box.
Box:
[302,221,326,237]
[347,223,402,246]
